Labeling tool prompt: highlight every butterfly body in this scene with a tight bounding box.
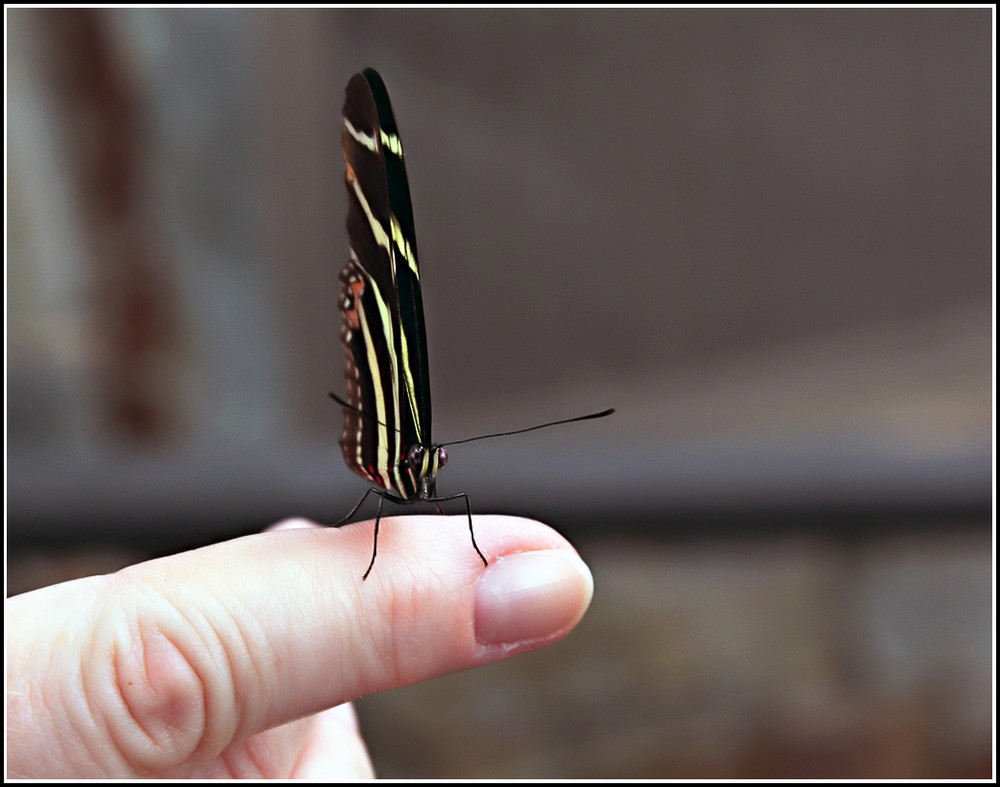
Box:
[340,68,438,500]
[337,68,479,577]
[334,68,613,579]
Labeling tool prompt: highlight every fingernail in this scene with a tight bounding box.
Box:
[475,550,594,645]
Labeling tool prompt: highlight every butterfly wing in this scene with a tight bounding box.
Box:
[339,68,431,500]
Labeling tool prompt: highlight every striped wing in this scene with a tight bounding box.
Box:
[339,68,431,500]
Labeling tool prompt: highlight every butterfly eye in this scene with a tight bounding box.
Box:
[436,446,448,469]
[407,444,425,469]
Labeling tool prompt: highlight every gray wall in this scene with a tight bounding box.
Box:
[7,8,991,541]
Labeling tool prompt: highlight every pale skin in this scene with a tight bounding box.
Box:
[6,515,594,778]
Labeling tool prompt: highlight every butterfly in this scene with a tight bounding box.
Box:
[332,68,613,579]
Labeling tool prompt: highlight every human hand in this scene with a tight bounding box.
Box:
[6,515,594,778]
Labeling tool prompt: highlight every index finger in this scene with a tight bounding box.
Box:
[6,515,593,776]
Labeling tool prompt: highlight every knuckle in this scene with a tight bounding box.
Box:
[85,578,240,775]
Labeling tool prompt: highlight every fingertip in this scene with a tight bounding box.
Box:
[474,548,594,647]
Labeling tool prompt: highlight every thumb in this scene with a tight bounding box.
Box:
[6,515,593,777]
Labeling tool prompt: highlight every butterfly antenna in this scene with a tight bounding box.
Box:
[332,392,614,444]
[440,408,615,447]
[329,392,392,429]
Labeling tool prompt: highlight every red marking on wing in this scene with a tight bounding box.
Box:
[344,278,365,331]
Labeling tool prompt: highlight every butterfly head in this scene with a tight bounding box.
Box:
[407,443,447,500]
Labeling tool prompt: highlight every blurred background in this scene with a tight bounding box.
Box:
[6,7,992,778]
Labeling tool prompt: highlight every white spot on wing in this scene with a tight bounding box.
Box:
[344,117,378,152]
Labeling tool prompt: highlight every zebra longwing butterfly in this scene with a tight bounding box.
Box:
[333,68,613,579]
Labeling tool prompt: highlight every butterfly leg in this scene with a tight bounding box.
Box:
[333,487,405,580]
[331,486,379,527]
[430,491,488,568]
[361,493,386,581]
